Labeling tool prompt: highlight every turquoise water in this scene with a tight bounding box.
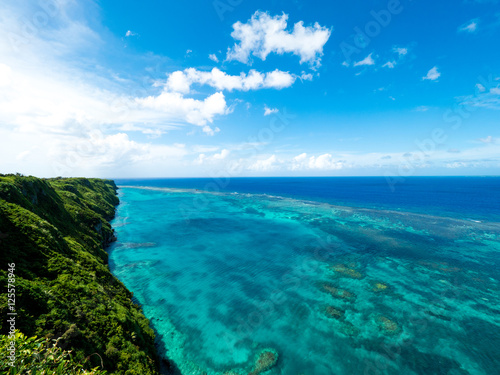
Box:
[109,186,500,375]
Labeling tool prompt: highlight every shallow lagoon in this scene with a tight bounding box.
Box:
[109,186,500,375]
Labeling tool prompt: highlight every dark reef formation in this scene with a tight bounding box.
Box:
[0,175,160,374]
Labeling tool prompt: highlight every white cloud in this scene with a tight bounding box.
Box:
[378,47,408,69]
[298,72,313,81]
[226,11,331,68]
[141,128,165,139]
[291,153,344,171]
[164,67,306,93]
[394,47,408,56]
[213,148,230,159]
[184,143,500,176]
[0,3,233,132]
[264,69,295,88]
[264,105,279,116]
[0,63,13,86]
[423,66,441,81]
[125,30,138,37]
[458,19,479,33]
[476,83,486,93]
[478,135,498,144]
[4,1,498,178]
[461,86,500,110]
[0,1,242,178]
[248,155,280,171]
[195,148,229,164]
[119,124,166,138]
[209,53,219,62]
[202,125,221,136]
[1,124,188,177]
[164,70,192,94]
[309,154,343,170]
[137,91,228,126]
[354,54,375,67]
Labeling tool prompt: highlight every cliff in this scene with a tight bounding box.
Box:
[0,175,160,374]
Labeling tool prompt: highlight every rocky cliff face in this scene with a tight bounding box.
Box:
[0,175,160,374]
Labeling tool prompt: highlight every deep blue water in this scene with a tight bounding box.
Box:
[109,177,500,375]
[114,177,500,221]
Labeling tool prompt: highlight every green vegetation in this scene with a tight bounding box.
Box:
[0,175,160,374]
[1,331,107,374]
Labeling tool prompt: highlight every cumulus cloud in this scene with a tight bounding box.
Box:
[2,123,188,177]
[354,54,375,67]
[264,105,279,116]
[226,11,331,68]
[393,47,408,56]
[423,66,441,81]
[136,91,228,126]
[50,132,186,166]
[383,61,396,69]
[291,153,344,171]
[213,148,230,159]
[0,3,233,137]
[209,53,219,62]
[195,148,230,164]
[0,0,241,178]
[202,125,221,136]
[164,67,309,93]
[248,155,280,171]
[185,144,500,176]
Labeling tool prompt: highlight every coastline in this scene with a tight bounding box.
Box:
[0,175,160,374]
[110,183,500,374]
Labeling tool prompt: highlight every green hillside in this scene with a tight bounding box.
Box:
[0,175,160,374]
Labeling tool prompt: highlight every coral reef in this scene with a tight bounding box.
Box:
[322,305,360,337]
[376,316,400,334]
[330,264,363,279]
[372,282,388,292]
[325,305,345,320]
[248,348,279,375]
[320,282,356,301]
[339,321,360,337]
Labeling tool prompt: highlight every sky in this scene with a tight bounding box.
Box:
[0,0,499,178]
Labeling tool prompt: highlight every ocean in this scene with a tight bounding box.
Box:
[109,177,500,375]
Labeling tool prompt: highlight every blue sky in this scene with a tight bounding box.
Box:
[0,0,499,177]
